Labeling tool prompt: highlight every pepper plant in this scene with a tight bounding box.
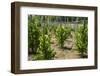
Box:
[34,34,56,60]
[55,25,71,48]
[75,24,88,57]
[28,16,41,54]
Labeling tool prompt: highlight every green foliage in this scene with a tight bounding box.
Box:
[75,25,88,57]
[28,16,41,53]
[28,15,88,60]
[42,25,49,35]
[55,25,71,48]
[34,34,56,60]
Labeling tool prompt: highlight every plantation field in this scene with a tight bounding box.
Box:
[28,15,88,61]
[29,36,81,60]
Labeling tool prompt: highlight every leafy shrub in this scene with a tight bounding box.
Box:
[34,34,56,60]
[55,25,71,48]
[75,25,88,57]
[28,16,41,54]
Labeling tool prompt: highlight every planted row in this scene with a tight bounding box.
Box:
[28,16,88,59]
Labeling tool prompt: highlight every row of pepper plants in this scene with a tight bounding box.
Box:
[28,15,88,60]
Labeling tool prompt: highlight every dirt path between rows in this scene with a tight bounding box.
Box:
[51,34,81,60]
